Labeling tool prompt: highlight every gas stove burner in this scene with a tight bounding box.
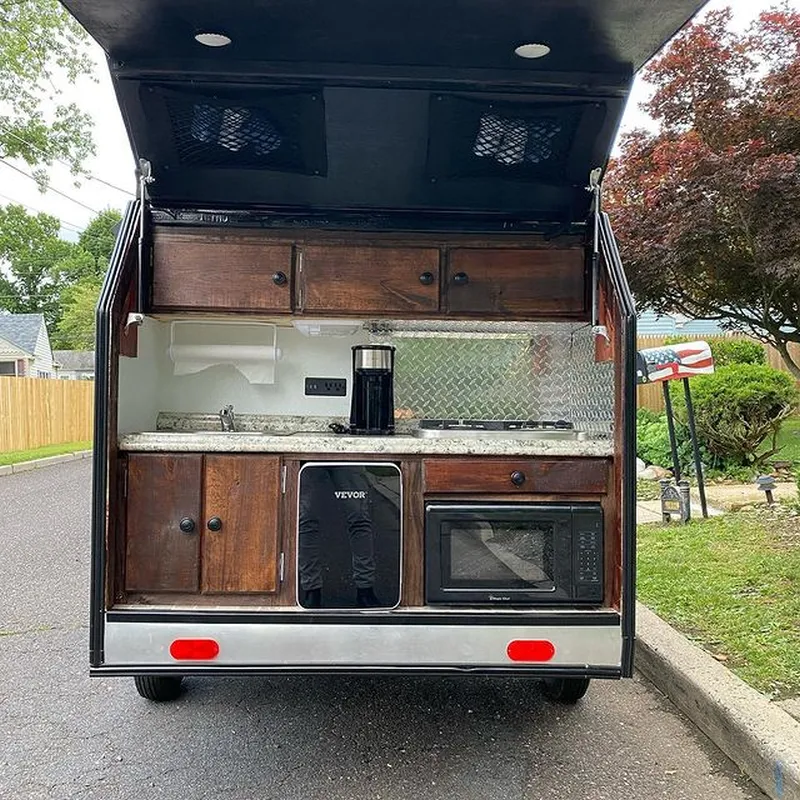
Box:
[419,419,574,431]
[414,419,584,440]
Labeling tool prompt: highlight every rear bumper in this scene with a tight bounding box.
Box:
[95,617,626,677]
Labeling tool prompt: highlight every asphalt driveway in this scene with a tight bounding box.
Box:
[0,460,766,800]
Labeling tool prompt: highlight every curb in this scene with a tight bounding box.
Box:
[0,450,92,477]
[636,602,800,800]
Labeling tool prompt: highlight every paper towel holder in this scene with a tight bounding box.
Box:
[168,320,282,384]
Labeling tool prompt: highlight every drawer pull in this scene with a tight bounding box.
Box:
[419,271,435,285]
[453,272,469,286]
[510,470,526,487]
[178,517,195,534]
[272,271,288,286]
[207,517,223,532]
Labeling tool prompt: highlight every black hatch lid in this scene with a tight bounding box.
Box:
[60,0,708,223]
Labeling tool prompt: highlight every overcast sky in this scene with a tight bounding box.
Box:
[0,0,793,240]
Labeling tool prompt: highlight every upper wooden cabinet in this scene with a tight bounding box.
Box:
[148,227,589,319]
[124,453,282,595]
[151,229,292,312]
[445,248,587,318]
[296,245,440,314]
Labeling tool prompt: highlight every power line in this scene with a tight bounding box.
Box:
[0,159,101,214]
[0,122,136,197]
[0,191,85,233]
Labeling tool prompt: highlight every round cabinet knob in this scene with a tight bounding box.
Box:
[272,271,288,286]
[207,517,223,532]
[510,471,526,487]
[418,271,435,286]
[179,517,195,534]
[453,272,469,286]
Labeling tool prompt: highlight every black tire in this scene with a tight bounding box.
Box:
[133,675,184,702]
[542,677,590,704]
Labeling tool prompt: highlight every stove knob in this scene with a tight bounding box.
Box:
[510,470,526,487]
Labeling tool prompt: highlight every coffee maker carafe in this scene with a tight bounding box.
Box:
[349,345,395,435]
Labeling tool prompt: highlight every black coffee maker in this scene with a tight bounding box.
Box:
[349,345,396,435]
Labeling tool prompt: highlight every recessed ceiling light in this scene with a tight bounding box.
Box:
[194,32,232,47]
[514,43,551,59]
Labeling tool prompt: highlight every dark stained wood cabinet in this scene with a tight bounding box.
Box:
[297,244,440,314]
[202,455,281,593]
[124,453,282,595]
[445,248,587,317]
[151,229,292,312]
[423,458,610,495]
[125,454,202,592]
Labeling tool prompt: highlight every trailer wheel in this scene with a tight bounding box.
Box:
[541,677,590,704]
[133,675,183,702]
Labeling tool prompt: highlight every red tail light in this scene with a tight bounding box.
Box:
[506,639,556,662]
[169,638,220,661]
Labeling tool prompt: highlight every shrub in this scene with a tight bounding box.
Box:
[636,408,704,472]
[637,408,672,467]
[663,335,766,367]
[686,364,799,466]
[709,338,766,367]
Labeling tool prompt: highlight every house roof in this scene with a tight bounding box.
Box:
[0,334,30,359]
[54,350,95,371]
[638,310,725,337]
[0,314,45,356]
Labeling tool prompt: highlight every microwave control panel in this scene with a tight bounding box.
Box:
[573,507,604,601]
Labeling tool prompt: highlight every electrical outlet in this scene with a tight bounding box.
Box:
[305,377,347,396]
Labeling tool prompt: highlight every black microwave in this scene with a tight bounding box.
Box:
[425,503,604,606]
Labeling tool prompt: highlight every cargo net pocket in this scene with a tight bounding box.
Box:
[166,96,290,169]
[472,113,562,166]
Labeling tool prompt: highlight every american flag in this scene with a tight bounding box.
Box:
[636,341,715,384]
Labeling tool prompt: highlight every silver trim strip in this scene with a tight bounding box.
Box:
[103,621,622,668]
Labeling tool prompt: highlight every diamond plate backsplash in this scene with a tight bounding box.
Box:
[367,321,614,435]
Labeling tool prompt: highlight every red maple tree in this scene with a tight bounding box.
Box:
[606,7,800,377]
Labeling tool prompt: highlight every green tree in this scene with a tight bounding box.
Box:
[53,209,121,348]
[76,208,121,275]
[606,7,800,378]
[54,275,102,349]
[0,205,121,347]
[0,0,95,180]
[0,203,73,326]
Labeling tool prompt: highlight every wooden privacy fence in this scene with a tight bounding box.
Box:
[0,377,94,452]
[636,336,800,413]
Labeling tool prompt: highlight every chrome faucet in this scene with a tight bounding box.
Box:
[219,404,236,432]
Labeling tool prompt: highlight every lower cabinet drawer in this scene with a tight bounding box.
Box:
[422,458,609,495]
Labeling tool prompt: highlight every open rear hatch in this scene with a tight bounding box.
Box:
[61,0,706,222]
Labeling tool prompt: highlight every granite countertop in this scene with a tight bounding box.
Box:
[118,413,614,457]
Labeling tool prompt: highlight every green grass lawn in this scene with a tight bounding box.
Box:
[0,441,92,467]
[638,512,800,699]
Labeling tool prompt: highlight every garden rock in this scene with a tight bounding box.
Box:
[640,465,672,481]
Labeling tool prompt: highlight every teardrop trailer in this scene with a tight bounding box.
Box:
[60,0,709,702]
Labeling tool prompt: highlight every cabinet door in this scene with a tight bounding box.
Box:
[201,455,282,593]
[445,248,587,317]
[298,245,440,314]
[125,454,202,592]
[152,229,292,312]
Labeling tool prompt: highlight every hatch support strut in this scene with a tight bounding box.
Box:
[126,159,154,330]
[588,167,608,343]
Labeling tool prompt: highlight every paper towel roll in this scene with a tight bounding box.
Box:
[168,317,282,385]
